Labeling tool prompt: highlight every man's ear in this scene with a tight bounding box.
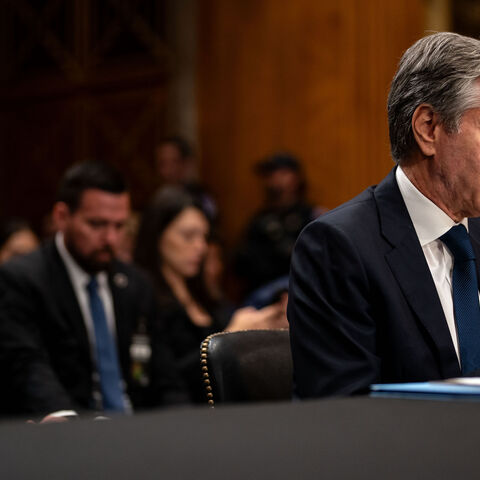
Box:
[51,202,71,231]
[411,103,440,157]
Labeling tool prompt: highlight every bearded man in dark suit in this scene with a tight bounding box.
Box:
[288,32,480,398]
[0,162,187,418]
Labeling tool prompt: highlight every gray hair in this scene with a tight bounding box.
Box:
[388,32,480,163]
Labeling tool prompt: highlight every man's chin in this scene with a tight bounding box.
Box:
[91,256,114,272]
[64,240,115,274]
[81,255,114,274]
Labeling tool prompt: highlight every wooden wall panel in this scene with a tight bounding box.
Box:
[0,0,171,232]
[197,0,426,246]
[0,86,168,228]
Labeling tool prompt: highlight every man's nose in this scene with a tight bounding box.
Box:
[104,226,121,246]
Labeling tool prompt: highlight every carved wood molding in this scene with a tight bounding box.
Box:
[1,0,172,89]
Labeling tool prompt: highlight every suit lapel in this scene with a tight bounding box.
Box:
[46,242,91,363]
[374,169,460,378]
[468,218,480,284]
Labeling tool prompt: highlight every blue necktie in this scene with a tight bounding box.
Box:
[440,224,480,375]
[86,277,125,412]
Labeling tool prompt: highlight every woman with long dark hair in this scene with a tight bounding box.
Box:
[135,187,287,403]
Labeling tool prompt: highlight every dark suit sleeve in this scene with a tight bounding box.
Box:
[287,219,381,398]
[0,268,76,415]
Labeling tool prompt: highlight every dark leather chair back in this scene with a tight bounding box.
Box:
[200,329,293,406]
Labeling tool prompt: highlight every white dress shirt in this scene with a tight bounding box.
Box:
[396,166,471,363]
[55,232,117,357]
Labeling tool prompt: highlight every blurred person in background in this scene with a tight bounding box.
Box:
[0,217,39,264]
[0,162,187,419]
[234,152,323,297]
[155,135,195,187]
[154,135,217,222]
[135,187,288,403]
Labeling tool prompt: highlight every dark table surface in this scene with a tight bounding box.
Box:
[1,396,479,479]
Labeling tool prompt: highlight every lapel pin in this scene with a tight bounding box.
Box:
[113,273,128,288]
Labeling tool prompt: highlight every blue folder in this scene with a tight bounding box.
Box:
[370,380,480,400]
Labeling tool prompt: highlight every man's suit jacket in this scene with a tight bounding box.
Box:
[0,241,187,416]
[288,168,480,398]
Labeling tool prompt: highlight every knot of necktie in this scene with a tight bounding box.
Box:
[440,224,475,262]
[86,277,98,294]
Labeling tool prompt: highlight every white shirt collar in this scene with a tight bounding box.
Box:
[396,166,468,246]
[55,232,108,289]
